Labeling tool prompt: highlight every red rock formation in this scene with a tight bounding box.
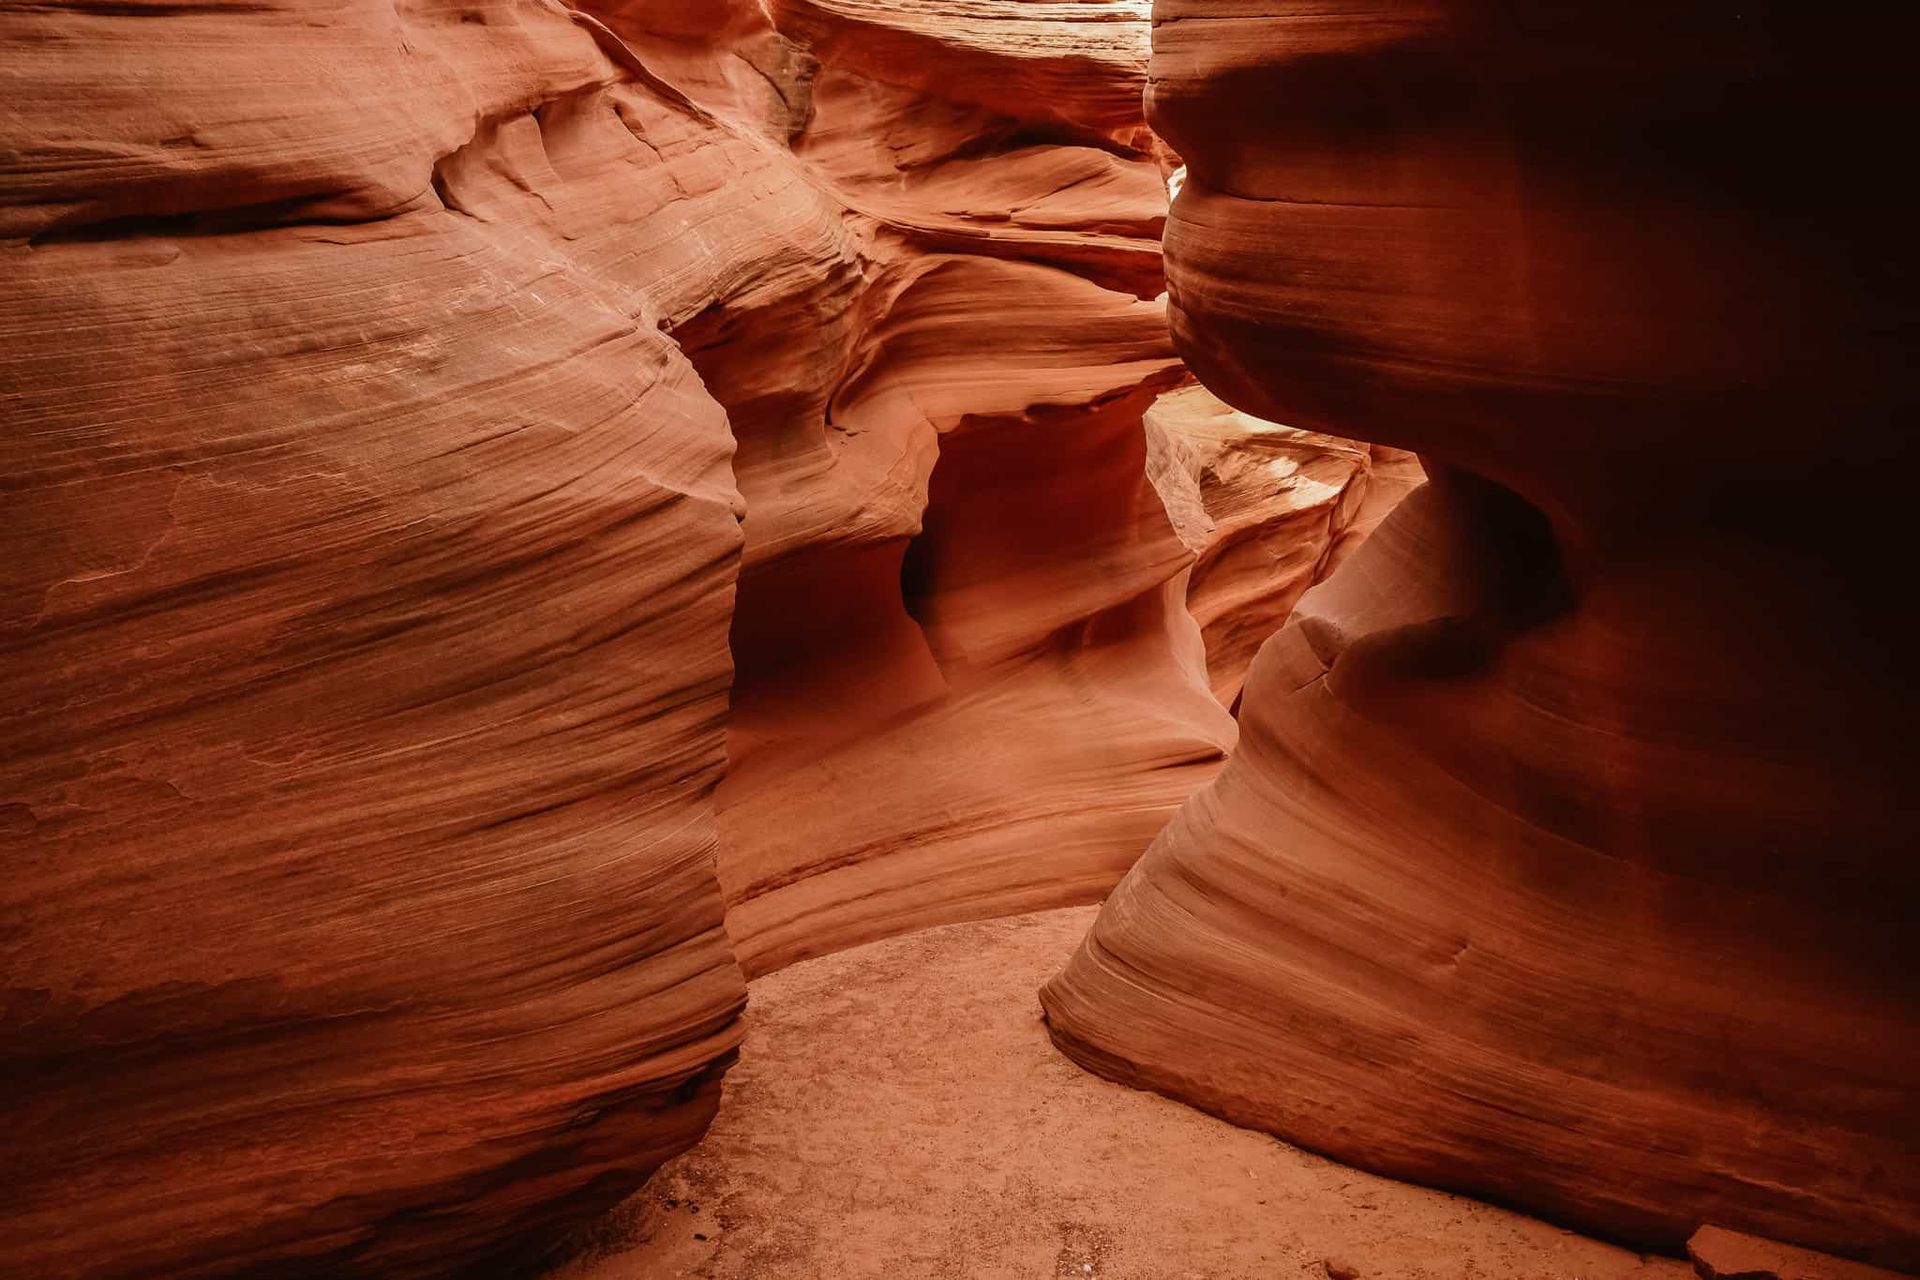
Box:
[583,0,1253,976]
[0,6,778,1276]
[713,260,1235,975]
[1147,384,1421,706]
[1045,0,1919,1269]
[5,0,1400,1274]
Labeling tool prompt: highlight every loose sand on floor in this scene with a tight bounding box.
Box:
[552,908,1691,1280]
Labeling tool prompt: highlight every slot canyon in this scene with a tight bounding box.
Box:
[2,2,1912,1279]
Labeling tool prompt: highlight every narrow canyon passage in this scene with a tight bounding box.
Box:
[4,1,1912,1278]
[551,911,1689,1280]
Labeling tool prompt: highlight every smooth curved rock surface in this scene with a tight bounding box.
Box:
[586,0,1261,976]
[5,1,1395,1274]
[1146,384,1421,706]
[1,6,804,1277]
[1046,0,1919,1269]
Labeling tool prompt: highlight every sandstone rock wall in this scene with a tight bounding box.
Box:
[1044,1,1919,1268]
[3,1,1391,1274]
[1146,385,1422,707]
[0,4,763,1275]
[592,0,1389,976]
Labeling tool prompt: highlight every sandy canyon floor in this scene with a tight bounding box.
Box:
[551,909,1692,1280]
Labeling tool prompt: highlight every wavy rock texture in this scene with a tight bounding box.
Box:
[0,6,780,1277]
[588,0,1257,977]
[4,0,1391,1275]
[1146,384,1421,706]
[1046,1,1919,1269]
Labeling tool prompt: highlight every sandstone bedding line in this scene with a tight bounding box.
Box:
[1043,1,1919,1270]
[3,0,1400,1275]
[600,0,1410,976]
[3,5,759,1276]
[10,0,1908,1277]
[552,909,1693,1280]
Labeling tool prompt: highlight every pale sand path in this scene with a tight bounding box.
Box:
[553,908,1691,1280]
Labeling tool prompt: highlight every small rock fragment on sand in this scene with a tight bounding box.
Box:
[1687,1226,1907,1280]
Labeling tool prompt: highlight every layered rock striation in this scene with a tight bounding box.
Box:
[1,5,768,1276]
[1146,384,1421,707]
[1045,1,1919,1268]
[592,0,1384,976]
[4,1,1391,1275]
